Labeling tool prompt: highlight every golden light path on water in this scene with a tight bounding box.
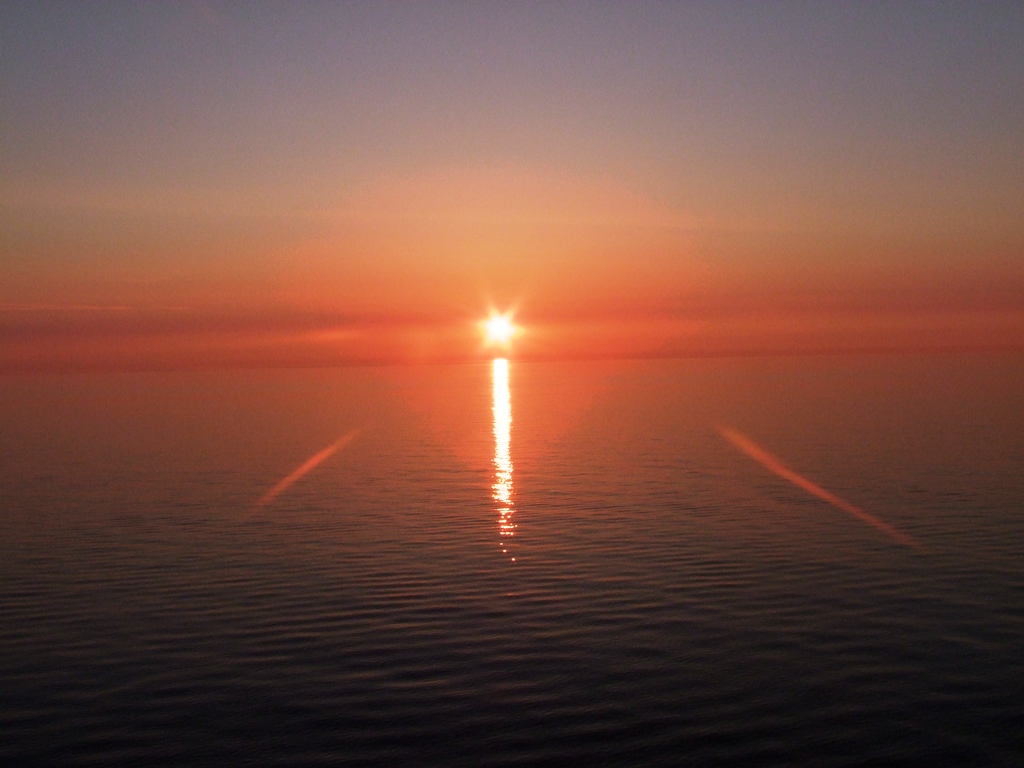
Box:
[492,358,516,561]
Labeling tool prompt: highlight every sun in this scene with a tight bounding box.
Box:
[483,312,516,346]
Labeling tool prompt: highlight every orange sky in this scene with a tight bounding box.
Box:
[2,4,1022,370]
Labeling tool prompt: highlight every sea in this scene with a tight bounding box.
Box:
[2,353,1023,765]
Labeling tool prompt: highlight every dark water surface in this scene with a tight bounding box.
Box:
[2,355,1023,765]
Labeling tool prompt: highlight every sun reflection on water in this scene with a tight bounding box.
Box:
[492,358,516,561]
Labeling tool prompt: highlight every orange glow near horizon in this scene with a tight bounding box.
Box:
[3,158,1024,372]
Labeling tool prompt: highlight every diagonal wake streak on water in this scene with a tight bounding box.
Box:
[254,430,359,509]
[717,425,924,550]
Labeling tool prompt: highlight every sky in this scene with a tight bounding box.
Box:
[2,1,1023,369]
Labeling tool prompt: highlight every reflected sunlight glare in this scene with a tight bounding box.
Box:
[492,358,516,560]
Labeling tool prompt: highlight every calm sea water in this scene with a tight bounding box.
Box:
[2,354,1023,766]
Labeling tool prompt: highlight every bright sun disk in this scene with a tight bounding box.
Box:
[484,313,516,345]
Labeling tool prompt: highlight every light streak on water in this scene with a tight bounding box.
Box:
[493,358,516,560]
[254,431,359,509]
[718,425,924,550]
